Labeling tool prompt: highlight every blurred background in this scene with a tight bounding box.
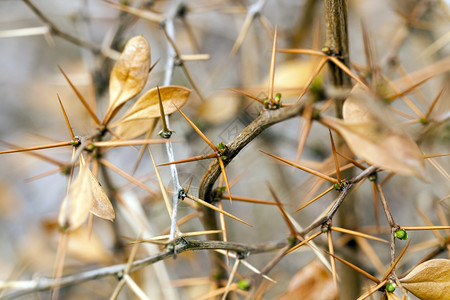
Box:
[0,0,449,299]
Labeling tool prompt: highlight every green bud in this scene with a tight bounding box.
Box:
[312,109,321,120]
[395,229,408,240]
[274,93,282,104]
[86,143,95,151]
[288,236,296,244]
[419,118,428,125]
[333,183,341,190]
[322,46,331,55]
[369,174,377,182]
[238,279,251,291]
[61,166,71,175]
[385,282,396,293]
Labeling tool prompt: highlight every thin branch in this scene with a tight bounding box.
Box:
[1,239,286,300]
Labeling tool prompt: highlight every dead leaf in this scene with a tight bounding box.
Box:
[260,59,324,97]
[319,90,425,178]
[277,260,337,300]
[114,85,190,125]
[386,291,402,300]
[114,118,157,141]
[198,91,240,124]
[87,167,115,221]
[104,35,151,123]
[400,259,450,300]
[58,157,114,231]
[66,226,113,264]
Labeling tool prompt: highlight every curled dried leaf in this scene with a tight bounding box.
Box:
[320,90,425,178]
[58,162,92,231]
[114,86,190,124]
[400,259,450,300]
[58,158,114,232]
[104,36,151,124]
[86,166,115,221]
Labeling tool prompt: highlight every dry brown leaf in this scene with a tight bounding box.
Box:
[260,59,324,97]
[400,259,450,300]
[87,167,115,221]
[320,90,425,177]
[198,91,240,124]
[115,85,190,124]
[104,35,151,123]
[277,260,337,300]
[58,163,93,231]
[58,157,114,231]
[386,291,402,300]
[114,118,157,141]
[66,226,113,264]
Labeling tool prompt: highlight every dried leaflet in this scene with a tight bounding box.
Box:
[400,259,450,300]
[115,85,190,124]
[277,260,337,300]
[386,292,401,300]
[320,88,425,177]
[104,36,151,123]
[58,157,114,231]
[114,118,157,141]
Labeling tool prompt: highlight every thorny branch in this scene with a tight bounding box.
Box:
[1,239,286,300]
[22,0,102,55]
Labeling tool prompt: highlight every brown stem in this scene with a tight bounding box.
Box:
[3,238,286,300]
[324,0,351,88]
[22,0,101,54]
[198,102,305,284]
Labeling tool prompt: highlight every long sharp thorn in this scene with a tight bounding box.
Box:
[356,280,387,300]
[261,150,339,183]
[57,95,74,140]
[148,148,173,217]
[187,194,252,227]
[424,87,446,120]
[157,86,170,135]
[328,56,368,88]
[324,250,380,283]
[329,130,341,182]
[402,225,450,230]
[286,230,321,254]
[278,48,326,57]
[186,177,194,194]
[268,24,277,101]
[382,240,411,281]
[175,106,217,151]
[229,88,264,104]
[0,140,64,166]
[222,194,287,206]
[267,183,297,238]
[296,57,328,102]
[57,65,101,125]
[327,230,338,292]
[0,141,73,154]
[387,76,432,102]
[218,157,232,204]
[331,227,388,243]
[158,153,217,167]
[294,185,335,213]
